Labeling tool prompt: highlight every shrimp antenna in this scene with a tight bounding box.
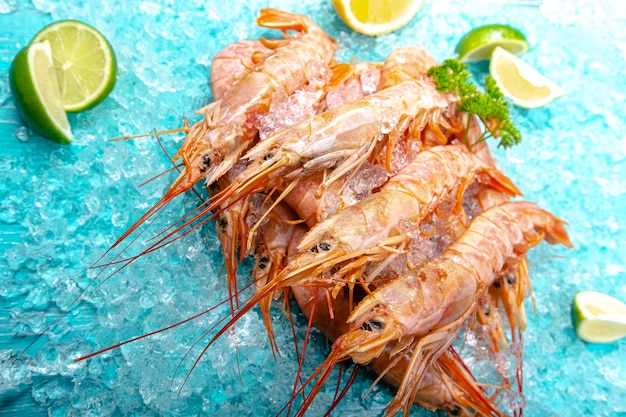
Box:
[110,119,190,142]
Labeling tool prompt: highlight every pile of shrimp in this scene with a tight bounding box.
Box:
[90,8,572,417]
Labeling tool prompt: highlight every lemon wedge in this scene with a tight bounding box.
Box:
[331,0,424,36]
[489,46,565,109]
[571,291,626,344]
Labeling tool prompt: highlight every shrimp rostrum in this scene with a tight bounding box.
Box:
[297,201,572,417]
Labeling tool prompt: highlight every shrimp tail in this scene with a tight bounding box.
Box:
[514,201,573,248]
[256,8,314,33]
[479,166,523,199]
[438,348,507,417]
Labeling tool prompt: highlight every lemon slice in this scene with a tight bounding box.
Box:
[490,46,565,108]
[32,20,117,112]
[331,0,424,36]
[9,40,73,144]
[455,24,529,62]
[571,291,626,344]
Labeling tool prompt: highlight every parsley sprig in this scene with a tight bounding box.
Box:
[427,59,521,148]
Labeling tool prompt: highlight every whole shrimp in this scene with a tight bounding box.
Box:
[112,9,337,249]
[200,144,521,369]
[276,144,521,292]
[296,201,572,416]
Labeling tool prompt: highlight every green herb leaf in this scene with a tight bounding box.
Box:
[427,59,521,148]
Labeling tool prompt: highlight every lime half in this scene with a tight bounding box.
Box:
[32,20,117,112]
[571,291,626,344]
[331,0,424,36]
[9,41,73,144]
[455,24,529,62]
[490,46,565,108]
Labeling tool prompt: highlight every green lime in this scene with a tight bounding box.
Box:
[9,41,73,144]
[32,20,117,112]
[455,24,529,62]
[571,291,626,344]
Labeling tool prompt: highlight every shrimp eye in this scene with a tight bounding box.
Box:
[361,320,384,332]
[318,242,331,251]
[484,306,491,316]
[448,405,462,416]
[263,153,274,161]
[506,274,516,285]
[310,245,319,253]
[200,154,211,172]
[493,279,502,289]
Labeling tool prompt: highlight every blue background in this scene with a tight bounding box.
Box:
[1,0,625,416]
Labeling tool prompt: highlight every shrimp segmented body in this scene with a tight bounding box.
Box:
[380,45,440,90]
[299,201,572,416]
[179,8,337,189]
[210,40,274,102]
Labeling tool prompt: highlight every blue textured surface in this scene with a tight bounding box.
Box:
[1,0,625,416]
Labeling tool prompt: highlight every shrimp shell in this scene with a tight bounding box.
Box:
[210,40,274,101]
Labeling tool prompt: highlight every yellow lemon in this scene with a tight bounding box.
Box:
[331,0,424,36]
[490,46,565,108]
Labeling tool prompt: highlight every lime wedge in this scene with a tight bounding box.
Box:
[9,40,73,144]
[571,291,626,344]
[331,0,424,36]
[490,46,565,108]
[455,24,529,62]
[32,20,117,112]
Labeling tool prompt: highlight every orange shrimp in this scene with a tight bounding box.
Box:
[277,144,521,292]
[113,9,337,251]
[248,201,307,354]
[297,201,572,417]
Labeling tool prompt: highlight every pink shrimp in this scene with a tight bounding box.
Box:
[248,201,307,354]
[379,45,441,90]
[113,9,337,251]
[296,201,572,416]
